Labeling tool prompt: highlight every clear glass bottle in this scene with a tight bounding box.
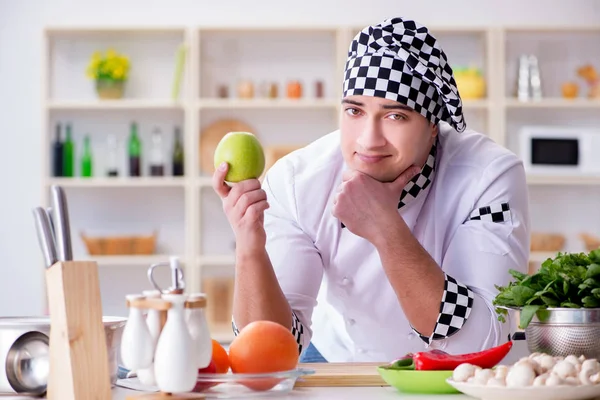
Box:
[106,134,119,177]
[149,127,165,177]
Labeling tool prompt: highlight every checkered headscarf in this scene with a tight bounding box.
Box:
[343,17,466,132]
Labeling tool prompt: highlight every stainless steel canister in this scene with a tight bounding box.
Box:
[0,316,126,395]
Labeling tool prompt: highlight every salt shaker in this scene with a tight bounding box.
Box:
[153,294,197,393]
[186,293,212,369]
[120,294,154,371]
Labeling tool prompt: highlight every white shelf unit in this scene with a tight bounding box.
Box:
[41,24,600,342]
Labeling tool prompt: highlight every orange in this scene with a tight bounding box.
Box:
[228,320,299,391]
[211,339,230,374]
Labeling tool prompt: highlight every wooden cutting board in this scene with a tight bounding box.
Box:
[294,362,389,387]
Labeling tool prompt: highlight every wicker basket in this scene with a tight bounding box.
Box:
[81,231,157,255]
[530,232,565,252]
[580,233,600,252]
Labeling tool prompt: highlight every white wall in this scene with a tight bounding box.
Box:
[1,0,599,317]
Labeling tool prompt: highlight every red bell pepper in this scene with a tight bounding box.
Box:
[413,340,513,371]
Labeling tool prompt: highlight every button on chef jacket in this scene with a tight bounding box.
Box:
[259,122,530,362]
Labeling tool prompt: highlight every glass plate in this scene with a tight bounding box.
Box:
[193,368,315,398]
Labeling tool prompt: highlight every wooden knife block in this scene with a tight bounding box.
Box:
[45,261,112,400]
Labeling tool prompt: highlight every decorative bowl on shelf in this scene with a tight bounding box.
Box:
[80,231,157,255]
[580,233,600,252]
[453,66,486,100]
[530,232,565,252]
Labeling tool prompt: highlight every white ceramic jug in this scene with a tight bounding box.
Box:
[186,293,212,369]
[120,294,154,371]
[153,294,197,393]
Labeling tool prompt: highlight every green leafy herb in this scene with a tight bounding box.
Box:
[493,250,600,329]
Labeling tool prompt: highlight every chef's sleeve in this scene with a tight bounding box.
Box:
[412,154,530,352]
[231,159,323,355]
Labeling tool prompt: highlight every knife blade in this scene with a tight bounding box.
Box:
[45,207,55,238]
[32,207,58,268]
[50,185,73,261]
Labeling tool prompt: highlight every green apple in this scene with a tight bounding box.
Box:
[213,131,265,182]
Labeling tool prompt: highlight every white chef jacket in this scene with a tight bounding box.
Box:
[259,122,530,362]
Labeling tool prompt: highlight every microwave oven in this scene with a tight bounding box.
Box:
[519,126,600,175]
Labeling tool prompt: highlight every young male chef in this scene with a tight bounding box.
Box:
[212,17,530,362]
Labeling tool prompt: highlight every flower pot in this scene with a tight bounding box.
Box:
[96,79,125,100]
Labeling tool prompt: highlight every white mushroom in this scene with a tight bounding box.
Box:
[565,376,580,385]
[579,355,587,363]
[591,372,600,384]
[515,358,543,376]
[494,365,509,380]
[506,363,536,387]
[472,368,495,385]
[538,354,557,373]
[545,373,565,386]
[528,352,543,359]
[453,363,478,383]
[533,372,549,386]
[565,355,582,366]
[553,360,578,379]
[579,359,600,385]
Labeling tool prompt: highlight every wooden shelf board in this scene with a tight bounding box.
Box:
[48,99,185,111]
[462,99,490,109]
[198,98,339,109]
[527,175,600,185]
[198,26,338,33]
[210,326,235,344]
[46,177,187,188]
[45,26,187,36]
[82,255,176,266]
[505,98,600,109]
[503,26,600,33]
[199,255,236,266]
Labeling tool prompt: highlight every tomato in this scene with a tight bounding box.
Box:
[192,359,219,392]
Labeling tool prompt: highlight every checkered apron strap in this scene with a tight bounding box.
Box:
[469,202,511,224]
[412,273,475,346]
[231,311,305,354]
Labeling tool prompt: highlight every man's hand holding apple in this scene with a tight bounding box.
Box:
[212,162,269,254]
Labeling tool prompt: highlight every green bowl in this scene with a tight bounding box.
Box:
[377,368,459,394]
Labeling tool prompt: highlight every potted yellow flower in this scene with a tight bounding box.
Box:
[86,49,130,99]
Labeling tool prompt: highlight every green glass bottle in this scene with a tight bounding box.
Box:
[128,122,141,177]
[172,126,184,176]
[81,135,93,177]
[62,124,74,177]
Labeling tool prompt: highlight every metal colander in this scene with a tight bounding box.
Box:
[519,308,600,359]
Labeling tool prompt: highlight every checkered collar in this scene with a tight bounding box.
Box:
[398,138,437,210]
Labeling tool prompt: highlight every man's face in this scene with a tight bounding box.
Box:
[339,95,438,183]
